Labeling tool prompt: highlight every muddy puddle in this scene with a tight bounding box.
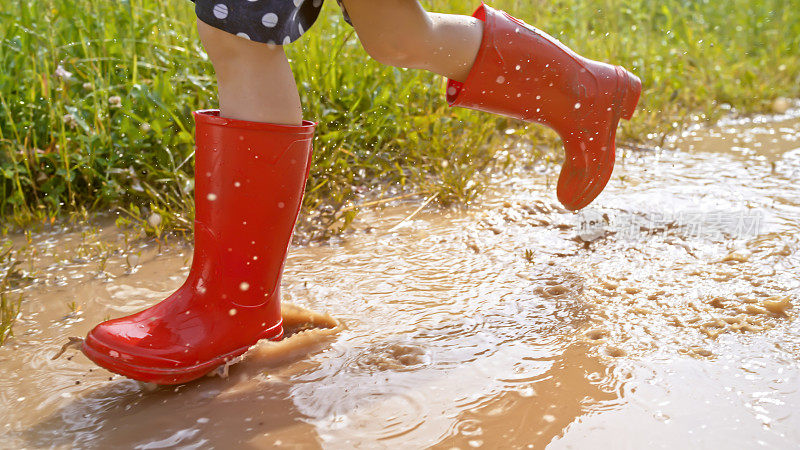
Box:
[2,108,800,448]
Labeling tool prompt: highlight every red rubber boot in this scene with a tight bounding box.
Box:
[447,4,641,210]
[81,110,317,384]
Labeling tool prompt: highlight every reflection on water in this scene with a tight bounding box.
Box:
[1,110,799,448]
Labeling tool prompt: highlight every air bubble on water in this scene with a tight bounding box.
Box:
[240,282,250,291]
[229,308,237,316]
[207,193,217,201]
[515,65,521,70]
[496,75,506,84]
[253,256,259,261]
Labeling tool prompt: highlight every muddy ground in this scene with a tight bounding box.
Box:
[1,108,799,448]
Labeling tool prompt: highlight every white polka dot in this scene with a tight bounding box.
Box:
[298,23,304,35]
[262,12,278,27]
[313,0,322,6]
[236,32,251,40]
[294,0,303,6]
[212,3,228,19]
[283,36,292,45]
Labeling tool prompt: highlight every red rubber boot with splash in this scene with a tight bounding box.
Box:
[447,4,641,210]
[81,110,316,384]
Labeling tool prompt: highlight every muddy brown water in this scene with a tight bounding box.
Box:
[2,109,800,448]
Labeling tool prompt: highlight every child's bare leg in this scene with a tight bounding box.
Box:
[340,0,483,82]
[197,20,302,125]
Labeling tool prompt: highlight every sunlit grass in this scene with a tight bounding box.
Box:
[1,0,798,233]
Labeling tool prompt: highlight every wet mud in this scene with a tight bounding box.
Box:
[1,108,800,448]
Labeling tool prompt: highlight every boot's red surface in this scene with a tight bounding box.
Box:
[447,4,641,210]
[82,110,316,385]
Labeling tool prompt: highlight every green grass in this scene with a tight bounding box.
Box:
[1,0,799,236]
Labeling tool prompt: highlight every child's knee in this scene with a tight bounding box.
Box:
[358,28,431,69]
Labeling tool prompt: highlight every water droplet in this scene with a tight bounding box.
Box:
[147,213,162,228]
[520,387,536,397]
[574,102,581,109]
[277,202,285,208]
[207,193,218,201]
[496,75,506,84]
[240,282,250,291]
[229,308,238,316]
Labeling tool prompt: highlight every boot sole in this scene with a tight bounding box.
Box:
[81,321,284,385]
[565,68,642,210]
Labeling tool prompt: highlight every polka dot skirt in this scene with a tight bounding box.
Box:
[192,0,351,45]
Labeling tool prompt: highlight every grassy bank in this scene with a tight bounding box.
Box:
[1,0,799,235]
